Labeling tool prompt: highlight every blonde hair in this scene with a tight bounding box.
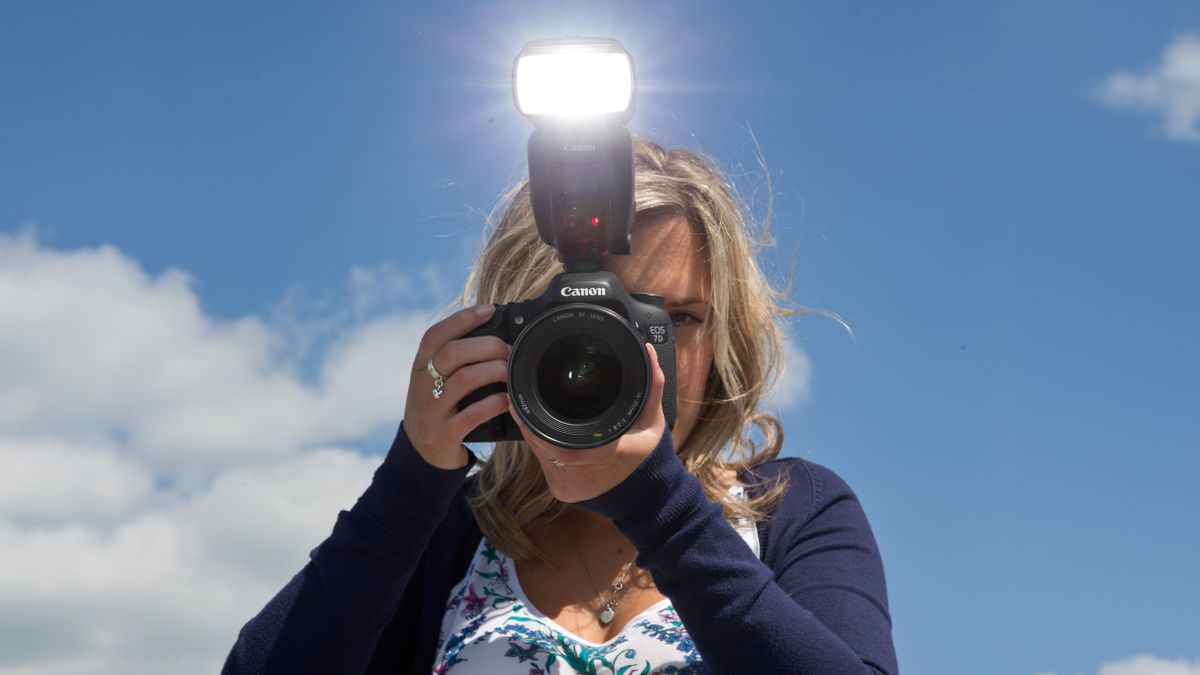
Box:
[461,137,796,563]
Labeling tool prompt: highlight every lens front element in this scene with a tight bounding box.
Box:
[508,304,649,449]
[536,333,623,421]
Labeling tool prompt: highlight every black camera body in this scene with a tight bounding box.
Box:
[461,270,676,449]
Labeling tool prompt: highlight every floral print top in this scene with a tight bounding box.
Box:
[430,486,759,674]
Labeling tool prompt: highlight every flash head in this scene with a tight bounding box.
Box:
[515,37,637,268]
[513,37,636,126]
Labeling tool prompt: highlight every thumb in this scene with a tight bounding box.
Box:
[638,342,667,429]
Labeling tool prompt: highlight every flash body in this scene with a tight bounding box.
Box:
[460,271,676,449]
[527,126,635,265]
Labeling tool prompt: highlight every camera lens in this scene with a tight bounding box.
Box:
[507,303,649,449]
[536,333,622,420]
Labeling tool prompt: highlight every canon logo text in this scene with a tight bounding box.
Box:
[560,286,607,297]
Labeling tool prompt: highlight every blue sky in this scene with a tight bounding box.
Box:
[2,2,1198,674]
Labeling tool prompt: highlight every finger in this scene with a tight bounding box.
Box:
[413,372,505,452]
[634,342,667,430]
[431,335,510,378]
[507,404,568,465]
[440,359,508,407]
[412,304,496,371]
[445,391,510,440]
[519,424,575,471]
[508,403,534,444]
[509,402,612,468]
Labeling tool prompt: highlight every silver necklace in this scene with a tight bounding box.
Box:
[575,547,636,625]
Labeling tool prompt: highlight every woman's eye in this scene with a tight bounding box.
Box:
[671,312,702,327]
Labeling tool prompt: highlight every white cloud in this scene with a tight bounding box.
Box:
[0,230,444,674]
[1036,655,1200,675]
[767,335,814,410]
[0,437,154,527]
[182,447,383,585]
[1099,655,1200,675]
[0,231,434,475]
[347,259,452,317]
[0,448,379,675]
[316,313,433,439]
[1098,33,1200,143]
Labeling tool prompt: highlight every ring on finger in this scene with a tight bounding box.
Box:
[426,358,447,380]
[427,358,447,399]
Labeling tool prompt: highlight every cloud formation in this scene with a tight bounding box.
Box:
[0,232,429,475]
[765,334,813,410]
[0,231,435,674]
[1098,655,1200,675]
[1098,33,1200,143]
[1037,654,1200,675]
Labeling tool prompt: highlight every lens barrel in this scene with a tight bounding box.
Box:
[508,304,649,449]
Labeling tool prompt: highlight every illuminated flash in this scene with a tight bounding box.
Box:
[514,48,634,118]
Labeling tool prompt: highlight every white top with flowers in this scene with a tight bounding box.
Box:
[430,486,759,674]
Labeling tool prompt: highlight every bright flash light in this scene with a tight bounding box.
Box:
[513,38,635,121]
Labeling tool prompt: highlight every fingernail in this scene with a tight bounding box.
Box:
[476,304,495,318]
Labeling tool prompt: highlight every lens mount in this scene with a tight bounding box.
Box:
[508,303,649,449]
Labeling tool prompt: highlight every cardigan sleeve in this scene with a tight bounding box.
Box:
[578,430,897,675]
[220,424,475,675]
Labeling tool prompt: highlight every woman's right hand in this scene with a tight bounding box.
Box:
[403,303,511,470]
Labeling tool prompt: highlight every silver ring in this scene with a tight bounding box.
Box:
[427,359,446,399]
[550,458,566,469]
[426,358,446,380]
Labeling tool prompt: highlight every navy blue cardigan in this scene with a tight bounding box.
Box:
[222,425,897,674]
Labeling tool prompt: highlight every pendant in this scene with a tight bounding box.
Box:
[599,606,615,624]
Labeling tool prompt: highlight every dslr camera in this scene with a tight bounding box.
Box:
[460,38,676,449]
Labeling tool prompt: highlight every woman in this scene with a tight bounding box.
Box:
[222,139,897,674]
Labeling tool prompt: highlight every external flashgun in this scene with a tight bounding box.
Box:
[512,37,637,271]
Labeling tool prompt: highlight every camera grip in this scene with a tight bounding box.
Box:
[650,333,676,431]
[631,293,677,431]
[460,305,523,442]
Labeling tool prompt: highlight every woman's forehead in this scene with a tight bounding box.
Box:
[604,216,709,303]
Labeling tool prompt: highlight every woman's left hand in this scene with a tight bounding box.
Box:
[511,342,668,504]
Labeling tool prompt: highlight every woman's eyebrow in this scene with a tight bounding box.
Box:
[669,297,709,306]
